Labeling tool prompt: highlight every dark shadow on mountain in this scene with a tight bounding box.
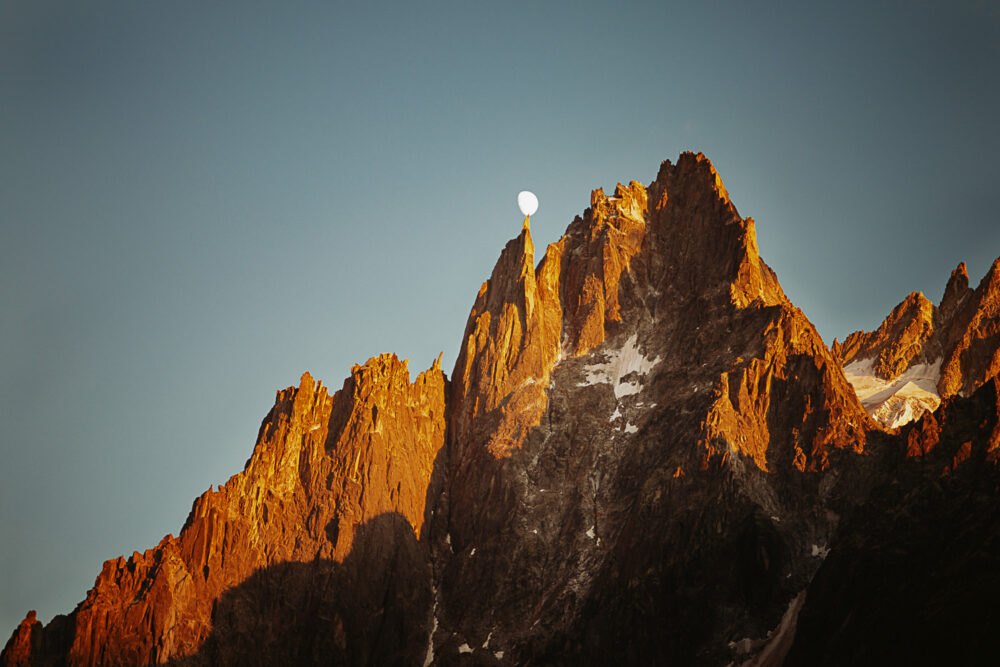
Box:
[786,378,1000,666]
[169,512,432,667]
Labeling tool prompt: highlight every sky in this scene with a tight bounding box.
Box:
[1,0,998,633]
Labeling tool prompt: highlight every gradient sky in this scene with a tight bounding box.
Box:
[2,0,998,633]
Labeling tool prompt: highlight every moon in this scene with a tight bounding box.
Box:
[517,191,538,217]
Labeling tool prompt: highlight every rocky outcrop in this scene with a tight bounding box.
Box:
[1,613,38,667]
[4,356,445,666]
[449,219,562,464]
[839,259,1000,428]
[937,259,1000,399]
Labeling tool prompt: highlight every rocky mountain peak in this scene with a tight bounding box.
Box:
[840,291,935,381]
[1,612,38,667]
[436,153,875,664]
[588,180,649,224]
[11,152,1000,666]
[841,257,1000,430]
[449,222,560,463]
[937,257,1000,399]
[938,261,971,322]
[651,150,733,208]
[645,152,787,311]
[449,152,796,470]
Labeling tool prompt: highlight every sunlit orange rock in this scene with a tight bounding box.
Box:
[1,612,38,667]
[10,152,1000,666]
[4,357,445,666]
[840,291,935,379]
[438,152,875,664]
[840,258,1000,422]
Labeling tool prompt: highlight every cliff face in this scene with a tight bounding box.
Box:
[436,152,874,665]
[838,259,1000,429]
[4,356,445,666]
[6,152,1000,666]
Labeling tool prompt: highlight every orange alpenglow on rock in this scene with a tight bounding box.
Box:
[839,258,1000,429]
[10,152,1000,666]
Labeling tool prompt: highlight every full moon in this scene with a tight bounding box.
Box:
[517,191,539,217]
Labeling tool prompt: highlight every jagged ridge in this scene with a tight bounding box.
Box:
[4,356,445,666]
[838,260,1000,429]
[6,152,1000,666]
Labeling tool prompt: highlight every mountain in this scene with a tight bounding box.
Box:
[438,154,874,665]
[5,152,1000,666]
[836,260,1000,429]
[4,359,446,666]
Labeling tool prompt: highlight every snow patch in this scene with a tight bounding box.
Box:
[309,424,321,431]
[624,423,638,434]
[495,651,505,659]
[423,585,439,667]
[616,380,643,397]
[482,631,492,648]
[811,543,830,559]
[469,548,476,556]
[458,643,473,654]
[586,525,595,539]
[610,407,622,422]
[843,358,941,428]
[578,334,660,399]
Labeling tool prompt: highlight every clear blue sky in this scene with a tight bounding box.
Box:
[2,0,998,632]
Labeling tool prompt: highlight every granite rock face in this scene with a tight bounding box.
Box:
[838,260,1000,428]
[6,153,1000,666]
[837,291,936,380]
[5,356,445,666]
[436,152,875,665]
[2,613,40,667]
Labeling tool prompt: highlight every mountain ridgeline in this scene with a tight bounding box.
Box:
[6,153,1000,666]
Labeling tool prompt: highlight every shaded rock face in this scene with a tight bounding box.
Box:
[786,377,1000,666]
[173,514,431,667]
[6,152,1000,666]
